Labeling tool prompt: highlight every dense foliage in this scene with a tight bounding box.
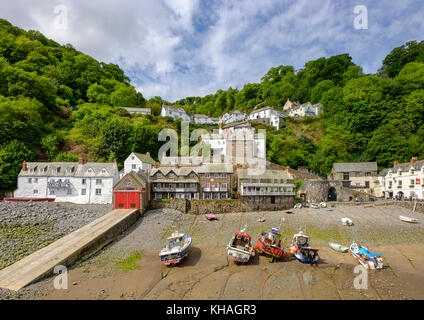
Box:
[0,18,424,192]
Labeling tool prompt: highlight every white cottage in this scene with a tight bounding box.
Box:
[248,106,284,130]
[160,104,193,122]
[14,159,119,204]
[123,152,156,177]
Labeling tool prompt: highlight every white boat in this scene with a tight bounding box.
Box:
[159,231,192,266]
[341,218,354,226]
[400,216,418,223]
[227,226,255,264]
[289,231,319,264]
[294,203,302,209]
[311,203,320,209]
[329,242,348,253]
[320,202,327,208]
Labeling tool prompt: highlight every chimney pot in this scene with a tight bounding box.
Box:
[411,157,418,165]
[22,161,27,171]
[78,157,84,165]
[394,161,399,167]
[113,158,117,163]
[154,162,158,168]
[285,166,291,173]
[146,152,150,157]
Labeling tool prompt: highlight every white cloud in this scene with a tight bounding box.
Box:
[0,0,423,101]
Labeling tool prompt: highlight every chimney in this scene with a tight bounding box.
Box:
[154,162,158,168]
[146,152,150,157]
[285,166,291,173]
[113,158,117,163]
[236,164,242,169]
[394,161,399,167]
[78,157,84,165]
[22,161,27,171]
[176,163,180,168]
[411,157,418,165]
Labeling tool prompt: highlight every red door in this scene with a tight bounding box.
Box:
[115,191,140,209]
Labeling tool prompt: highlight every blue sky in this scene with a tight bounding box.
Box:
[1,0,423,101]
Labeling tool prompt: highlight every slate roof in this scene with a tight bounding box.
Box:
[237,168,294,181]
[133,152,156,165]
[332,162,378,173]
[19,162,118,178]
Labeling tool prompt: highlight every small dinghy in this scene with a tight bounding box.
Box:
[255,228,284,263]
[285,210,293,214]
[341,218,354,226]
[329,242,349,253]
[320,202,327,208]
[205,214,217,221]
[349,242,383,269]
[289,231,319,264]
[400,216,418,223]
[311,203,320,209]
[257,217,265,223]
[159,231,192,266]
[294,203,302,209]
[227,225,255,264]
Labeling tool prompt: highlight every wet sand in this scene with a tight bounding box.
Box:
[7,204,424,300]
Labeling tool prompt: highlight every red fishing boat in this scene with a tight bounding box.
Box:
[255,228,284,262]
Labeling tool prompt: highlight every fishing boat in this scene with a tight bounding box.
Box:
[329,242,349,253]
[289,231,319,264]
[349,242,383,269]
[255,228,284,263]
[227,225,255,264]
[400,215,418,223]
[159,231,192,266]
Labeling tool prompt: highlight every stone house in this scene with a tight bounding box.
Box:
[329,162,378,194]
[197,163,234,200]
[236,167,295,208]
[150,165,200,200]
[14,158,119,204]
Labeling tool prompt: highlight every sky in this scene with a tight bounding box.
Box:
[1,0,424,101]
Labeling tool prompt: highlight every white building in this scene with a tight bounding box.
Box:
[283,100,323,119]
[123,152,156,177]
[379,157,424,200]
[14,159,119,204]
[123,107,151,115]
[193,114,220,125]
[248,106,284,130]
[220,110,247,125]
[160,104,193,122]
[201,121,266,165]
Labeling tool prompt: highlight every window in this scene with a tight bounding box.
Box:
[205,183,210,188]
[190,173,195,179]
[132,164,136,169]
[365,172,371,177]
[67,189,72,195]
[29,168,34,173]
[53,168,58,173]
[34,178,38,183]
[39,168,45,173]
[95,189,102,195]
[170,183,175,189]
[49,189,55,195]
[66,168,72,174]
[82,179,86,185]
[33,190,38,194]
[222,173,227,178]
[365,181,370,188]
[101,169,107,174]
[221,183,227,189]
[81,189,86,195]
[411,179,415,185]
[157,173,162,178]
[96,179,102,185]
[398,180,402,186]
[343,172,349,180]
[28,178,32,183]
[190,183,196,189]
[205,173,210,178]
[169,173,175,178]
[179,183,184,188]
[131,156,135,160]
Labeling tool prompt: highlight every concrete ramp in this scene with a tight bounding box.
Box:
[0,208,140,291]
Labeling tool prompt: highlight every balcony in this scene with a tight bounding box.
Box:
[47,181,71,188]
[241,190,295,196]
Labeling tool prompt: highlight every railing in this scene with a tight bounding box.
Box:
[241,191,295,196]
[47,181,71,188]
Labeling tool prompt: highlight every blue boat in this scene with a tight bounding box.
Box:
[289,231,319,264]
[159,231,192,266]
[349,242,383,269]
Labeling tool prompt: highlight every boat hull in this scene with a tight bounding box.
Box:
[349,244,383,270]
[160,247,190,265]
[227,249,251,263]
[255,238,284,259]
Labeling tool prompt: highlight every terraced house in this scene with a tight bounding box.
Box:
[198,163,234,200]
[14,158,119,204]
[150,164,200,200]
[236,167,296,208]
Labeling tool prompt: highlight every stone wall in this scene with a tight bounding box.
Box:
[149,197,294,214]
[298,180,369,203]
